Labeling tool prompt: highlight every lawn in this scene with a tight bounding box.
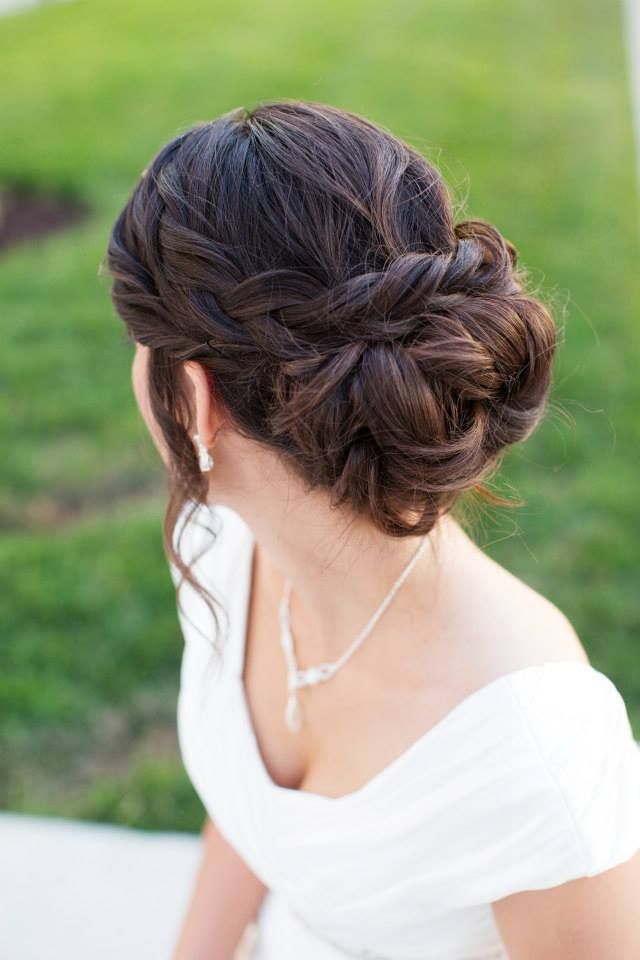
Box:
[1,0,637,831]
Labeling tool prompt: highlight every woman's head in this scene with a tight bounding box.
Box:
[105,99,558,635]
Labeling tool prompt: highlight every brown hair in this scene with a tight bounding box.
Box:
[103,99,558,652]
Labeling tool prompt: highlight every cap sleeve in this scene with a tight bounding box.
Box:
[168,499,235,708]
[168,498,220,590]
[510,662,640,880]
[168,501,234,792]
[167,499,235,636]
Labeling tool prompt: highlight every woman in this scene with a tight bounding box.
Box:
[105,100,640,959]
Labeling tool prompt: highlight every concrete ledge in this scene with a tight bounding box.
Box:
[0,811,203,960]
[624,0,640,192]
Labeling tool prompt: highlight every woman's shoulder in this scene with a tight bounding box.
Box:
[442,524,640,880]
[442,514,589,683]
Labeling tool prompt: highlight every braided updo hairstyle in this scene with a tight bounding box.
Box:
[104,99,558,647]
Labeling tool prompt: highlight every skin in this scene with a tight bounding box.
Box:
[132,342,640,959]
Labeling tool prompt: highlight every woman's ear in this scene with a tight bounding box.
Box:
[181,361,221,446]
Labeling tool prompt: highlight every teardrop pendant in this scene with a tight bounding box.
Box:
[285,692,303,732]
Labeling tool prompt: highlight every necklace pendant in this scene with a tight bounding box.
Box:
[285,693,303,732]
[295,662,335,688]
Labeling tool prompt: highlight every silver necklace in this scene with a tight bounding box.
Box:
[277,535,431,732]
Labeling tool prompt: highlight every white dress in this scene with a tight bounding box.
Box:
[169,501,640,960]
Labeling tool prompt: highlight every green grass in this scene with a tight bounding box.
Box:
[1,0,638,830]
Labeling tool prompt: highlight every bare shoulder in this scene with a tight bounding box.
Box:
[441,516,590,679]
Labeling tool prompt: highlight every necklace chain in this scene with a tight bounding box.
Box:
[278,534,431,732]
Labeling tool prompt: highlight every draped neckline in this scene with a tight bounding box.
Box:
[229,512,599,805]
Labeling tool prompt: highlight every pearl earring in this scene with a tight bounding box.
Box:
[193,433,214,472]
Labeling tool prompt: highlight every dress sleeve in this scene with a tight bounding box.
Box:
[510,662,640,880]
[168,498,218,590]
[168,501,230,794]
[167,499,231,645]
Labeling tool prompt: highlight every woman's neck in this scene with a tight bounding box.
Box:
[232,497,466,667]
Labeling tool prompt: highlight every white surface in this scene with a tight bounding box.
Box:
[0,0,74,15]
[0,811,202,960]
[171,501,640,959]
[625,0,640,193]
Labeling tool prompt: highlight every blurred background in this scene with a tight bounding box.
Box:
[1,0,638,838]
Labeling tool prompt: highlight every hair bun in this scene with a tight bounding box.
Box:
[268,217,557,533]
